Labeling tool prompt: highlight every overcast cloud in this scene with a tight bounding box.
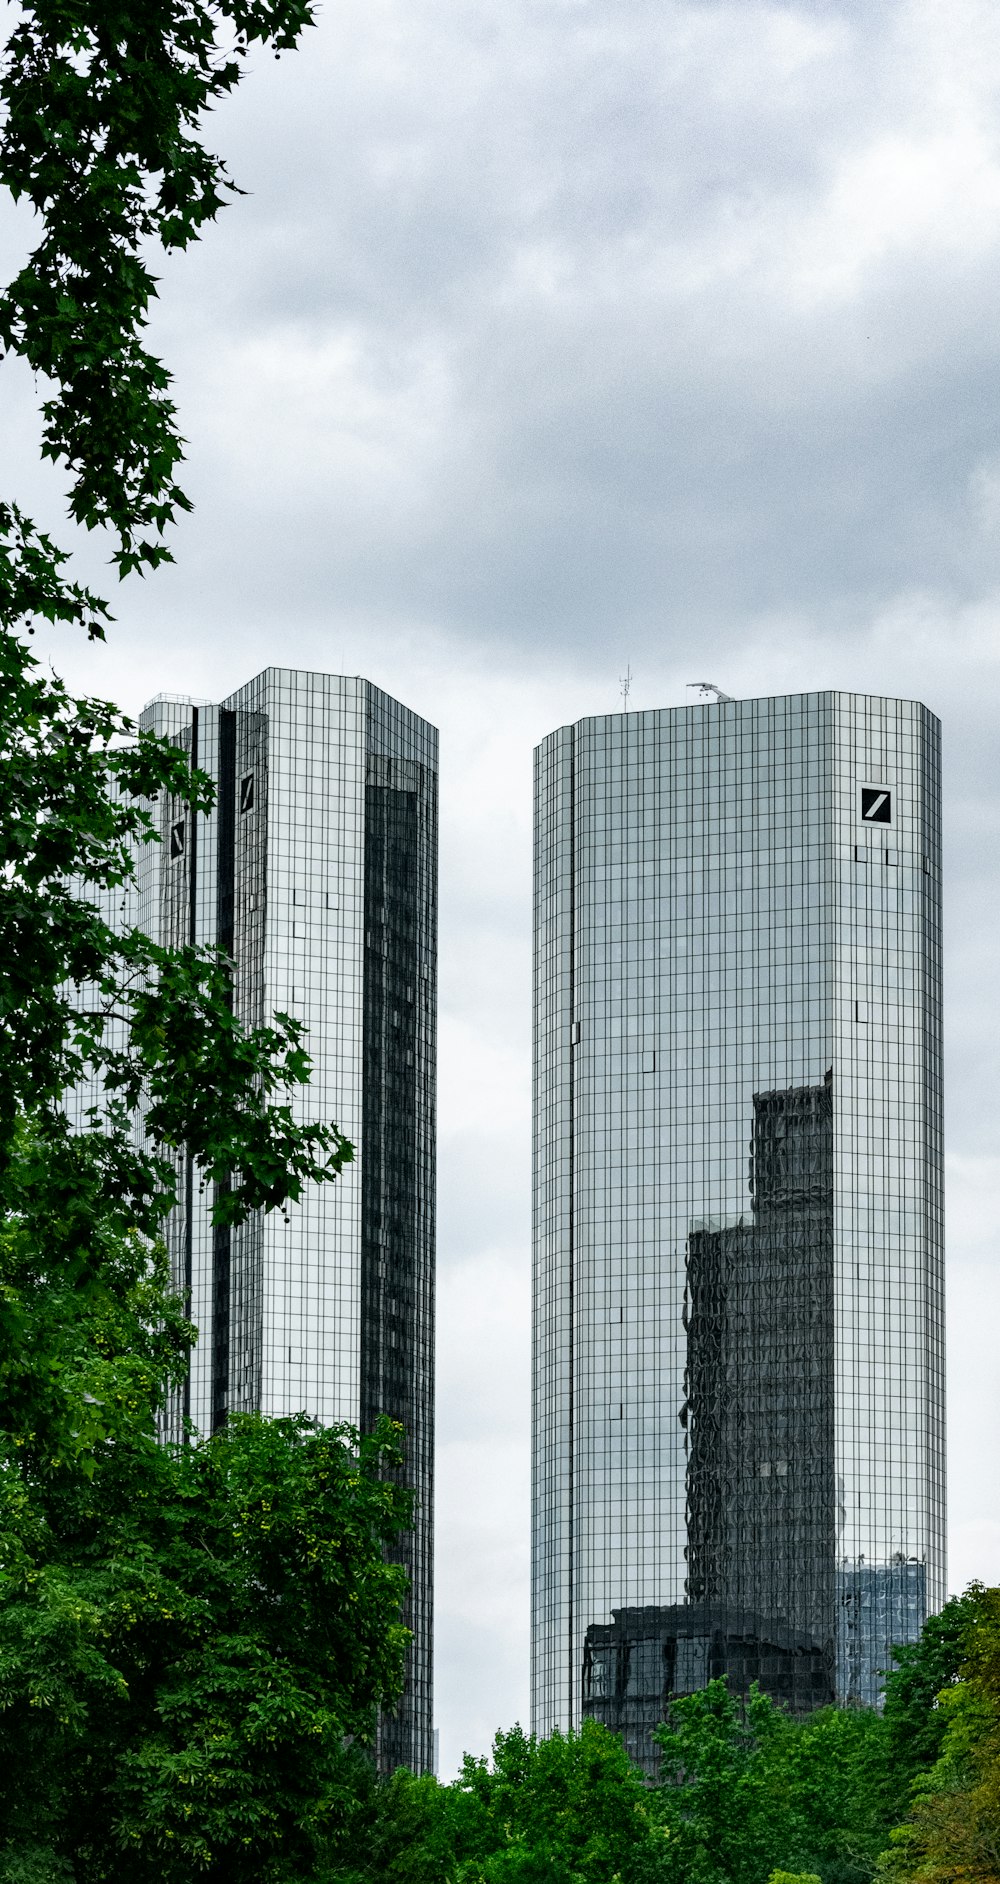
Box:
[3,0,1000,1779]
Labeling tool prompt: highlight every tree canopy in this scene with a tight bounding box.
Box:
[0,1148,413,1881]
[0,0,344,1238]
[0,9,417,1878]
[284,1601,1000,1884]
[1,0,316,577]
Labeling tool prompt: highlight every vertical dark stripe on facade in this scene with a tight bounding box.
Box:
[361,740,436,1776]
[212,708,237,1432]
[183,708,200,1430]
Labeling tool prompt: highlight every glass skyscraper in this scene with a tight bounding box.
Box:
[532,691,944,1770]
[135,669,437,1776]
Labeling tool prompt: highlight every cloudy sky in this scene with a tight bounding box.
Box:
[4,0,1000,1777]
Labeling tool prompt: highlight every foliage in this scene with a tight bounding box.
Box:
[650,1679,790,1884]
[0,1124,193,1476]
[123,1599,989,1884]
[648,1679,892,1884]
[876,1589,1000,1884]
[881,1587,991,1814]
[322,1766,461,1884]
[0,516,354,1238]
[768,1703,897,1884]
[641,1613,1000,1884]
[0,0,347,1236]
[447,1719,665,1884]
[0,1163,412,1882]
[0,6,414,1880]
[1,0,316,577]
[310,1673,932,1884]
[0,1415,412,1880]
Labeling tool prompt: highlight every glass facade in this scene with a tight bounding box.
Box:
[532,692,944,1772]
[137,670,437,1776]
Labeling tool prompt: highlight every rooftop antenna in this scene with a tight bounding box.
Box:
[619,665,633,711]
[687,680,734,703]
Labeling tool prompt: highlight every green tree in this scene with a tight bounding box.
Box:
[651,1680,796,1884]
[0,1413,413,1881]
[0,0,346,1243]
[764,1704,891,1884]
[449,1719,666,1884]
[325,1766,460,1884]
[1,0,316,578]
[881,1586,991,1815]
[651,1679,895,1884]
[0,1143,413,1881]
[0,9,421,1876]
[877,1588,1000,1884]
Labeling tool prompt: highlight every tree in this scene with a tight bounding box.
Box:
[650,1680,796,1884]
[765,1702,892,1884]
[448,1719,666,1884]
[323,1766,461,1884]
[0,1412,414,1881]
[0,1,350,1245]
[0,11,419,1876]
[881,1587,991,1813]
[650,1679,895,1884]
[877,1589,1000,1884]
[0,1142,413,1881]
[1,0,316,579]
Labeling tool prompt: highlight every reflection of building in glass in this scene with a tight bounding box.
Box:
[838,1558,928,1709]
[133,671,437,1776]
[533,692,944,1769]
[583,1603,832,1776]
[683,1075,836,1711]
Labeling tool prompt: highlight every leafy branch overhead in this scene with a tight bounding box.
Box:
[0,0,348,1232]
[0,588,352,1227]
[0,0,316,576]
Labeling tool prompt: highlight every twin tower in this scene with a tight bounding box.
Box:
[122,672,944,1775]
[533,689,944,1770]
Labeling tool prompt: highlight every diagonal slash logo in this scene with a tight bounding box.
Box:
[861,787,892,824]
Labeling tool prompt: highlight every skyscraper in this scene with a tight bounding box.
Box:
[532,691,944,1770]
[135,668,437,1776]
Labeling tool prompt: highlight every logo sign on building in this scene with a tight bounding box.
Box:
[170,818,186,858]
[860,786,892,826]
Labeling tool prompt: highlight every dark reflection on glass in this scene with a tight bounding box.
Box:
[361,749,436,1778]
[583,1603,832,1777]
[682,1073,836,1711]
[582,1076,840,1777]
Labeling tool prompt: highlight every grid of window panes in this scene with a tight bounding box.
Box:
[137,671,437,1776]
[532,692,944,1770]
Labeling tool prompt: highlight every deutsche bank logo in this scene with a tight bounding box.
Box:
[170,818,185,859]
[240,772,255,815]
[860,786,892,825]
